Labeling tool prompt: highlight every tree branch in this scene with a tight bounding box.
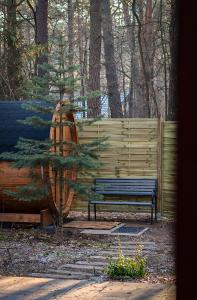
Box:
[26,0,35,14]
[17,10,35,28]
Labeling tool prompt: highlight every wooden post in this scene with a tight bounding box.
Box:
[0,210,53,227]
[40,209,53,227]
[157,116,163,216]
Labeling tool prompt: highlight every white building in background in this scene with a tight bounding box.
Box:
[75,93,127,119]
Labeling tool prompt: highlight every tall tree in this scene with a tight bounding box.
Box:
[77,3,88,117]
[132,0,150,117]
[6,0,23,99]
[122,0,140,117]
[143,0,158,117]
[35,0,48,77]
[167,0,178,121]
[159,0,168,119]
[87,0,102,117]
[122,0,134,117]
[101,0,123,118]
[67,0,75,102]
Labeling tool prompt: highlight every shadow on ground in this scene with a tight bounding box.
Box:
[0,276,175,300]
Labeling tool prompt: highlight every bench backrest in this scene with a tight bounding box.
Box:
[94,178,157,196]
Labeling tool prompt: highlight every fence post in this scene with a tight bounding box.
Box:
[157,116,163,217]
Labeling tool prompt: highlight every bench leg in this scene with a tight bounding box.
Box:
[88,202,90,221]
[151,204,154,225]
[155,196,157,221]
[94,204,96,220]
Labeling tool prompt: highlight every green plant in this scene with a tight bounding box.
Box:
[104,243,147,279]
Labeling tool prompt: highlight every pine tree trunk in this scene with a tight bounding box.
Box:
[59,103,64,228]
[144,0,158,117]
[87,0,102,117]
[167,0,178,121]
[77,3,88,117]
[35,0,48,77]
[101,0,123,118]
[6,0,21,99]
[68,0,74,102]
[159,0,168,119]
[122,1,138,117]
[0,5,7,99]
[132,0,150,117]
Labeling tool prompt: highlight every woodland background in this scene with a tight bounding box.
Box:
[0,0,177,120]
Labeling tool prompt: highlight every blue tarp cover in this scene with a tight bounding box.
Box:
[0,101,51,153]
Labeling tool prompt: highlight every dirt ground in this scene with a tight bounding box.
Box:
[0,211,175,284]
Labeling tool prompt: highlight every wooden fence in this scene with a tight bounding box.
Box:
[73,118,176,218]
[161,121,177,217]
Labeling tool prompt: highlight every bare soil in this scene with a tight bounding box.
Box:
[0,211,175,284]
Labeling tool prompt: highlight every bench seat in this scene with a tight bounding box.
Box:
[89,201,152,206]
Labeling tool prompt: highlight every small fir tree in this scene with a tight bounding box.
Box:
[0,35,107,227]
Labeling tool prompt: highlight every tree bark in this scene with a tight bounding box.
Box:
[35,0,48,77]
[68,0,74,101]
[122,1,134,117]
[132,0,150,117]
[159,0,168,119]
[167,0,178,121]
[143,0,158,117]
[122,1,141,117]
[77,4,88,117]
[87,0,102,117]
[6,0,22,99]
[101,0,123,118]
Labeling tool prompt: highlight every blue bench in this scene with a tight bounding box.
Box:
[88,178,157,224]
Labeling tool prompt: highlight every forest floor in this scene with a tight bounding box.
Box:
[0,211,175,284]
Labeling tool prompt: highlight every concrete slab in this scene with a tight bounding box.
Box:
[81,226,149,236]
[0,276,176,300]
[0,276,84,300]
[63,281,176,300]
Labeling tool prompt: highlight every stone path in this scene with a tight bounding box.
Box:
[31,241,156,280]
[0,276,176,299]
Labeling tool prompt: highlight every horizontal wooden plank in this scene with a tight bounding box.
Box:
[0,213,41,223]
[63,221,120,229]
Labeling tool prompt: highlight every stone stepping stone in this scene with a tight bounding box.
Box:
[108,246,154,251]
[98,250,150,256]
[76,260,107,267]
[56,263,103,274]
[86,255,139,262]
[87,255,115,262]
[111,242,156,247]
[47,268,97,278]
[112,241,155,244]
[30,272,89,280]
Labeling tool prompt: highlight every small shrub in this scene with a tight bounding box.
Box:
[104,244,147,279]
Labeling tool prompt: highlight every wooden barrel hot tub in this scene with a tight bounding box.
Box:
[0,101,78,224]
